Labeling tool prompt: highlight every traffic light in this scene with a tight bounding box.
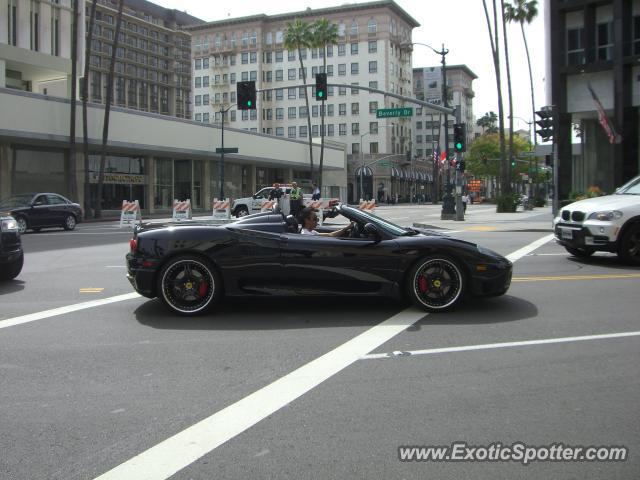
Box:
[535,106,554,141]
[453,123,466,152]
[237,81,256,110]
[315,73,327,101]
[511,157,517,168]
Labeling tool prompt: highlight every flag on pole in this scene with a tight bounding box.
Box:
[587,83,620,145]
[440,151,447,164]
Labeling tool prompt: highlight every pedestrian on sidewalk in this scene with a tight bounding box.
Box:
[462,193,469,213]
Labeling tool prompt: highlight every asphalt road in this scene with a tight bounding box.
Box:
[1,205,638,480]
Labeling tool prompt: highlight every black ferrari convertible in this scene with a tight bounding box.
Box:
[126,205,512,316]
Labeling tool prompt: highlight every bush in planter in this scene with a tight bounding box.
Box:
[533,197,546,207]
[496,193,520,212]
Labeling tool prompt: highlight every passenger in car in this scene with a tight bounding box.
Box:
[299,207,352,237]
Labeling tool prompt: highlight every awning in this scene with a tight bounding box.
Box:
[391,167,400,178]
[354,166,373,177]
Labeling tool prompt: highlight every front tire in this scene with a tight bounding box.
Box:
[0,252,23,281]
[618,224,640,266]
[406,255,465,312]
[63,214,77,231]
[15,216,27,234]
[157,255,221,316]
[235,206,249,218]
[565,246,594,258]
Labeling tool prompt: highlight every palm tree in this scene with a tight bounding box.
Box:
[482,0,509,203]
[95,0,124,218]
[501,0,515,191]
[477,111,498,134]
[284,20,314,182]
[68,0,79,201]
[311,18,338,192]
[504,0,539,146]
[82,0,98,219]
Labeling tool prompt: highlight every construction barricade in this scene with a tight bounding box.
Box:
[172,199,192,221]
[358,199,376,213]
[119,200,141,228]
[212,198,231,220]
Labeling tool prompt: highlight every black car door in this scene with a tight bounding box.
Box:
[29,194,50,227]
[46,194,69,225]
[221,227,285,295]
[280,234,401,295]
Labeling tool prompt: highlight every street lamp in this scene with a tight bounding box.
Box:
[404,42,455,218]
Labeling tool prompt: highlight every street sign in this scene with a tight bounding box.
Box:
[376,108,413,118]
[520,151,537,157]
[378,161,391,167]
[216,147,239,153]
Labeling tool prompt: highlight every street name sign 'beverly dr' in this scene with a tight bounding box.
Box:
[376,107,413,118]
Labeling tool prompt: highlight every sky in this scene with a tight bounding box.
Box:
[151,0,547,133]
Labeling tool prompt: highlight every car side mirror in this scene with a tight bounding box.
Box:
[364,222,381,241]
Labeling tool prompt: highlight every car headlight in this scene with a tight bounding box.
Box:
[587,210,623,221]
[1,218,18,232]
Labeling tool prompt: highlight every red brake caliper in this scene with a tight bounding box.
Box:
[418,275,429,293]
[198,281,208,298]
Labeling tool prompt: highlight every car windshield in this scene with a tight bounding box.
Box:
[615,176,640,195]
[344,207,407,236]
[0,194,33,209]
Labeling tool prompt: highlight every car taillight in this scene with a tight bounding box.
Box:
[129,238,137,252]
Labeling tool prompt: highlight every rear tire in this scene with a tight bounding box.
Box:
[565,246,594,258]
[63,214,77,231]
[157,255,221,316]
[618,224,640,266]
[406,255,466,312]
[0,252,23,281]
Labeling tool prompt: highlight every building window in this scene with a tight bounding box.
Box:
[567,27,585,66]
[288,88,296,99]
[339,103,347,116]
[299,125,308,138]
[250,51,257,63]
[351,123,359,135]
[351,103,359,115]
[276,127,284,137]
[369,80,378,89]
[195,59,202,70]
[370,142,378,154]
[203,113,210,123]
[276,69,283,81]
[368,40,377,53]
[369,61,377,73]
[596,22,613,61]
[288,106,297,119]
[327,104,334,116]
[203,76,209,87]
[276,89,283,100]
[312,105,319,117]
[352,143,360,154]
[350,22,358,35]
[288,50,296,61]
[288,68,296,80]
[203,94,209,105]
[327,124,334,136]
[338,44,346,56]
[326,65,334,76]
[276,108,284,120]
[351,43,358,55]
[369,122,378,134]
[203,58,209,69]
[351,63,359,75]
[276,50,283,62]
[242,52,248,64]
[288,126,296,138]
[369,101,378,113]
[338,64,347,76]
[368,19,377,34]
[339,123,347,136]
[195,77,202,88]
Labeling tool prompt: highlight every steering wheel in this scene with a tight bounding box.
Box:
[348,221,362,238]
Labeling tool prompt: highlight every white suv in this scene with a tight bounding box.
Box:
[553,175,640,265]
[232,186,294,217]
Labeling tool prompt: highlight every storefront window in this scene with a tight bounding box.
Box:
[13,147,67,197]
[89,154,146,210]
[154,157,173,209]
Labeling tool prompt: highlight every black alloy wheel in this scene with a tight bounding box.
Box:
[407,255,465,312]
[15,216,27,234]
[618,224,640,266]
[63,214,77,231]
[565,246,594,258]
[158,255,220,315]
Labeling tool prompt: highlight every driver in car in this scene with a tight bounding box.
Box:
[299,207,353,237]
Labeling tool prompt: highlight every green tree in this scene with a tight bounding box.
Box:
[477,111,498,134]
[310,18,338,192]
[284,20,314,181]
[504,0,539,148]
[467,133,531,179]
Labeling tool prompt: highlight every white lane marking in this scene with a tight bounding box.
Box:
[505,234,554,262]
[386,216,410,220]
[526,253,568,256]
[0,293,141,330]
[362,331,640,360]
[105,266,127,268]
[93,308,427,480]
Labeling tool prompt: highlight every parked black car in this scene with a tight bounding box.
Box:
[126,204,513,316]
[0,215,23,280]
[0,193,83,234]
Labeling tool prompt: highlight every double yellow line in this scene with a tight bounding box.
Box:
[513,273,640,282]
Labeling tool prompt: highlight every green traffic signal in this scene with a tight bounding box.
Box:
[455,142,462,150]
[247,100,252,107]
[318,91,324,98]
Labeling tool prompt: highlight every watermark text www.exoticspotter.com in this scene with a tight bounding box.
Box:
[398,442,628,465]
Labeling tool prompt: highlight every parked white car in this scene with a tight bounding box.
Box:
[231,186,291,217]
[553,175,640,265]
